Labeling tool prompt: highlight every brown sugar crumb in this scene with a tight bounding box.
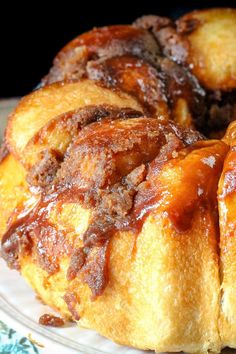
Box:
[67,247,86,281]
[39,313,65,327]
[134,15,173,31]
[26,149,63,188]
[82,242,110,298]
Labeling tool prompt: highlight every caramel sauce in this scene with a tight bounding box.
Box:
[220,126,236,200]
[39,314,65,327]
[134,141,227,233]
[87,55,168,117]
[1,137,227,302]
[1,192,72,273]
[220,167,236,199]
[62,25,156,55]
[1,116,203,297]
[82,241,110,298]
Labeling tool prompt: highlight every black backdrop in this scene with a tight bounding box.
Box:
[0,1,235,97]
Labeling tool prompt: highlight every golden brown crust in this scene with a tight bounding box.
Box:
[218,122,236,348]
[5,80,142,161]
[177,8,236,91]
[24,105,142,184]
[42,22,207,128]
[0,154,32,238]
[86,55,168,116]
[1,117,202,287]
[33,140,227,353]
[41,11,236,137]
[43,25,160,85]
[2,8,236,354]
[135,11,236,135]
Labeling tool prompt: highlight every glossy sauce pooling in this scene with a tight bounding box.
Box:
[134,141,228,234]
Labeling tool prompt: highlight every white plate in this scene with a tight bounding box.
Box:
[0,100,148,354]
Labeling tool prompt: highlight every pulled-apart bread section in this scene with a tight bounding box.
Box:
[1,103,228,352]
[42,22,206,128]
[2,7,236,354]
[6,80,142,161]
[177,8,236,91]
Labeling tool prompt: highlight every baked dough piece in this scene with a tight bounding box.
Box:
[135,9,236,136]
[1,106,227,352]
[218,121,236,347]
[177,8,236,91]
[0,153,31,236]
[6,79,142,162]
[43,23,206,128]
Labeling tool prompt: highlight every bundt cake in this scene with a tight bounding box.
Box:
[1,7,236,353]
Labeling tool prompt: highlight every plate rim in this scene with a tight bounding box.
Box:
[0,292,110,354]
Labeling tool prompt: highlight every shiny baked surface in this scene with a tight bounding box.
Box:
[1,8,236,354]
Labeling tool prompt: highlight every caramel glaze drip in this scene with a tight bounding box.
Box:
[220,122,236,200]
[1,113,203,298]
[219,147,236,200]
[1,194,72,273]
[134,141,227,235]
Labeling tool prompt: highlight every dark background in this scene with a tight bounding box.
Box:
[1,1,235,97]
